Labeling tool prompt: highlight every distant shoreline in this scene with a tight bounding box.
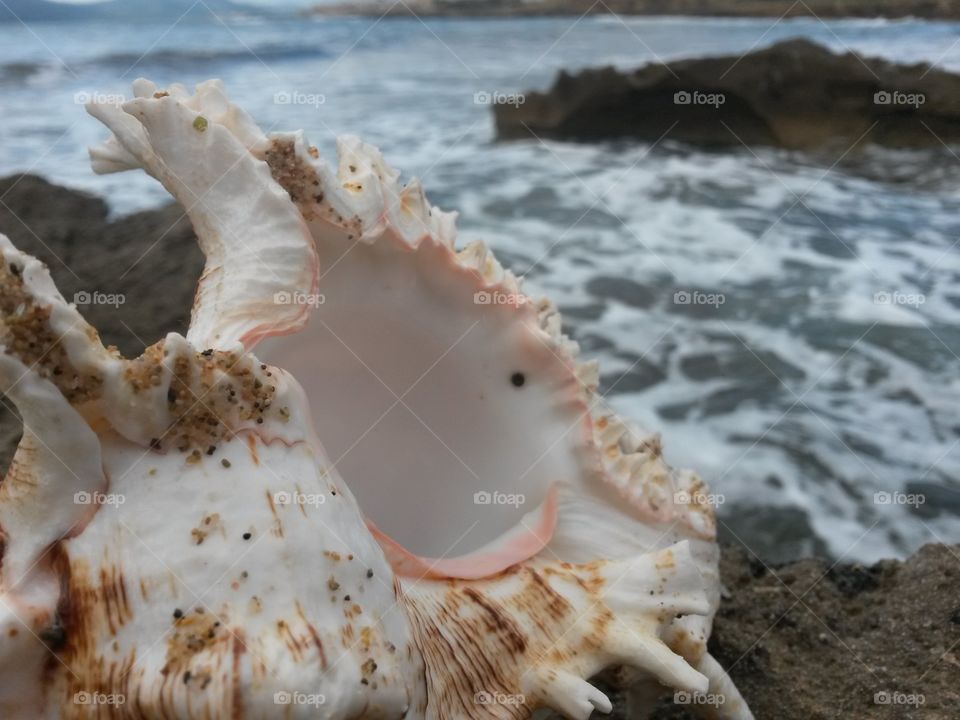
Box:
[304,0,960,20]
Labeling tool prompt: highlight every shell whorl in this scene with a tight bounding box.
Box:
[0,78,752,720]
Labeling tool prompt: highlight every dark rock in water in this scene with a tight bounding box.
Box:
[716,504,830,564]
[573,331,616,353]
[0,0,91,22]
[666,344,807,416]
[0,174,203,470]
[680,347,805,384]
[585,275,657,308]
[599,359,666,395]
[495,39,960,151]
[658,382,782,418]
[905,480,960,518]
[558,302,607,321]
[0,0,256,23]
[308,0,960,20]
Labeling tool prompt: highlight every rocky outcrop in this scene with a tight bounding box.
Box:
[0,177,957,718]
[0,175,203,468]
[494,39,960,151]
[0,175,202,356]
[577,543,959,719]
[655,542,960,719]
[306,0,960,20]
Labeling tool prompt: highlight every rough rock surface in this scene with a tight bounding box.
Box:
[645,542,960,719]
[0,177,957,719]
[0,174,202,468]
[495,39,960,151]
[559,543,960,719]
[306,0,960,20]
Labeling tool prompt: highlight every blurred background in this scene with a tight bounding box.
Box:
[1,0,958,564]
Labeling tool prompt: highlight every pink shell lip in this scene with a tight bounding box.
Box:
[0,80,746,720]
[367,484,560,580]
[247,184,601,580]
[86,92,716,573]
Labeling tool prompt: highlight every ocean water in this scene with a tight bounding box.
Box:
[1,12,959,563]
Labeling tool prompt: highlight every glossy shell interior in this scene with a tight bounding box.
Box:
[0,79,753,720]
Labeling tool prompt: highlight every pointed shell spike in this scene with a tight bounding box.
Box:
[0,78,753,720]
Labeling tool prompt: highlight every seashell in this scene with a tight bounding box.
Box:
[0,79,752,719]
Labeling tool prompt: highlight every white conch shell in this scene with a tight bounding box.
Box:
[0,79,753,719]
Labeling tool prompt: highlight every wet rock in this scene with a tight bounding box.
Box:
[658,382,780,418]
[826,562,884,597]
[307,0,960,20]
[599,359,666,395]
[675,542,960,720]
[496,39,960,151]
[0,174,203,470]
[905,481,960,518]
[541,543,960,719]
[585,275,657,308]
[558,302,607,321]
[715,504,831,564]
[680,348,805,384]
